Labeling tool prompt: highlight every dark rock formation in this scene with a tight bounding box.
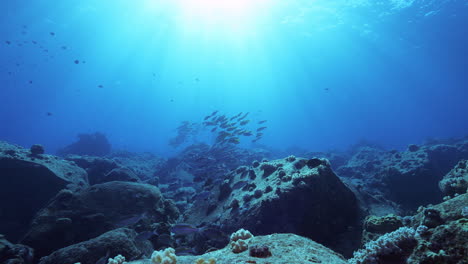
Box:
[0,234,34,264]
[37,228,152,264]
[21,181,179,260]
[65,155,118,185]
[0,141,88,242]
[439,159,467,197]
[336,139,468,212]
[350,193,468,264]
[57,132,111,157]
[176,233,347,264]
[184,157,360,256]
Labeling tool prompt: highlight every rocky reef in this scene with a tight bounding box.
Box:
[0,137,467,264]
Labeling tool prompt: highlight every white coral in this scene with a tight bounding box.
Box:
[107,254,126,264]
[230,239,249,253]
[230,228,253,242]
[151,248,177,264]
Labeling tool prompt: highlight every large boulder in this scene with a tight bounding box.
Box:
[20,181,179,260]
[38,228,152,264]
[174,233,347,264]
[336,139,468,211]
[0,141,88,242]
[184,156,360,255]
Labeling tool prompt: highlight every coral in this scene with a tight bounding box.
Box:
[249,245,272,258]
[107,254,126,264]
[151,248,177,264]
[194,258,216,264]
[230,229,253,242]
[439,160,468,197]
[230,239,249,253]
[30,144,45,155]
[230,229,254,253]
[349,227,417,264]
[408,144,420,152]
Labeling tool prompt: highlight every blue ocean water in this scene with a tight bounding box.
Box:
[1,0,467,155]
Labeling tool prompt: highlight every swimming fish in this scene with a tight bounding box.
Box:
[258,120,267,124]
[239,120,250,126]
[257,127,267,131]
[170,223,200,236]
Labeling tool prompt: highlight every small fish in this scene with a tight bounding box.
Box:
[175,246,195,256]
[114,212,146,228]
[256,133,264,138]
[242,131,253,136]
[228,137,240,144]
[258,120,267,124]
[204,115,211,120]
[170,223,200,236]
[61,46,67,50]
[232,181,248,189]
[201,228,226,241]
[135,230,157,241]
[74,59,80,64]
[239,120,250,126]
[211,110,219,116]
[98,85,104,88]
[46,112,53,116]
[50,32,55,36]
[226,127,235,131]
[257,127,267,131]
[5,40,11,45]
[211,127,217,132]
[95,251,110,264]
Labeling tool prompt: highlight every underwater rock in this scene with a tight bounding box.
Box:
[66,155,119,185]
[0,234,34,264]
[361,214,403,245]
[170,233,347,264]
[57,132,111,157]
[439,159,468,197]
[104,167,141,183]
[350,193,468,264]
[37,228,152,264]
[21,181,179,260]
[30,144,45,155]
[336,139,468,212]
[184,157,360,256]
[0,141,88,242]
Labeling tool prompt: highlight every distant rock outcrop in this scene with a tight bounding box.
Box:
[57,132,111,157]
[0,141,88,242]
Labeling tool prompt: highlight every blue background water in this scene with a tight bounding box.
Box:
[1,0,467,156]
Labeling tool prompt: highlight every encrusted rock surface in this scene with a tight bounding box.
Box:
[21,181,179,260]
[336,139,468,212]
[185,156,360,255]
[38,228,152,264]
[439,159,468,197]
[0,141,88,241]
[128,233,347,264]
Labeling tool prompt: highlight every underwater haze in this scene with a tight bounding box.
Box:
[1,0,467,155]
